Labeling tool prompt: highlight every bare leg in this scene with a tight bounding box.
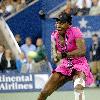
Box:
[74,72,85,100]
[37,72,72,100]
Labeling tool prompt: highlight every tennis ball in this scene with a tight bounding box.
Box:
[28,51,37,59]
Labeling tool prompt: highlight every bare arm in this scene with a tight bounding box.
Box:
[67,38,86,58]
[51,38,59,62]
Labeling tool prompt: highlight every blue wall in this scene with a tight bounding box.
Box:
[7,1,42,44]
[42,19,55,60]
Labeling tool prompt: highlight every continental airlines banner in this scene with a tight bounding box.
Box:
[0,73,49,93]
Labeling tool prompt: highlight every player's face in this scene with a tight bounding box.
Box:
[55,21,69,33]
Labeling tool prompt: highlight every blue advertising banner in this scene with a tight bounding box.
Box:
[0,73,50,93]
[0,73,34,93]
[0,73,73,93]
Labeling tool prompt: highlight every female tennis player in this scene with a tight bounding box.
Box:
[37,12,94,100]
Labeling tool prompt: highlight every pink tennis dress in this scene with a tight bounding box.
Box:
[51,26,94,86]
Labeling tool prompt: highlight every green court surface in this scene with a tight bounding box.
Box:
[0,88,100,100]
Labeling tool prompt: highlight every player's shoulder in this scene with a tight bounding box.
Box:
[71,26,81,32]
[71,26,82,34]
